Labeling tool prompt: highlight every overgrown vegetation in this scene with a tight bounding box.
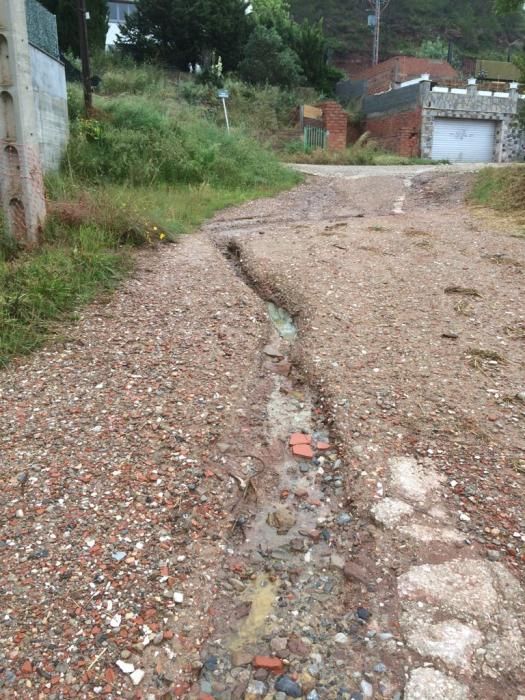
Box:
[469,166,525,217]
[0,217,129,365]
[0,63,301,366]
[282,141,435,165]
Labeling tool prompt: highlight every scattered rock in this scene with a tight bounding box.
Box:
[336,512,352,526]
[270,637,288,653]
[130,669,145,686]
[245,680,268,698]
[334,632,349,645]
[263,345,283,358]
[267,507,296,533]
[116,660,134,675]
[357,607,371,621]
[231,651,253,667]
[404,667,468,700]
[330,553,345,570]
[343,561,368,584]
[487,549,503,562]
[360,679,373,698]
[275,675,303,697]
[371,498,414,528]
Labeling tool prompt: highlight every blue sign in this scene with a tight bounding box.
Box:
[217,89,230,99]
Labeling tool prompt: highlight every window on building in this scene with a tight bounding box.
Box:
[109,2,136,23]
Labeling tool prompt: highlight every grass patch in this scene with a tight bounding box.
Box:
[482,253,523,270]
[281,142,437,166]
[453,299,473,316]
[470,166,525,218]
[504,322,525,340]
[0,219,130,365]
[404,227,431,237]
[466,347,506,370]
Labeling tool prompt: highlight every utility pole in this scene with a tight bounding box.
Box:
[77,0,92,114]
[0,0,46,246]
[369,0,392,65]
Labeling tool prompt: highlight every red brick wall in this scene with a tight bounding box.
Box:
[319,101,348,151]
[366,108,422,157]
[347,122,361,145]
[349,56,457,95]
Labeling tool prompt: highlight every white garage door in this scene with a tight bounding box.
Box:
[431,118,496,163]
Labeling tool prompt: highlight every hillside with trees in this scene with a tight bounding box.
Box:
[290,0,525,63]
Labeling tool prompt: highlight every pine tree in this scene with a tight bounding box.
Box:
[117,0,251,70]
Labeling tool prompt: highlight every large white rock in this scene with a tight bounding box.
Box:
[404,667,469,700]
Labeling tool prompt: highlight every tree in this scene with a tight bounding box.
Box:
[291,18,343,92]
[251,0,292,30]
[117,0,251,70]
[238,26,304,86]
[416,37,448,60]
[495,0,522,12]
[39,0,109,56]
[249,2,340,91]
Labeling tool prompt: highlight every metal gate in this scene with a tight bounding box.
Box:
[431,118,496,163]
[304,126,327,150]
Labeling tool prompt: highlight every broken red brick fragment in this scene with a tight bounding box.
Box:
[289,432,311,446]
[292,443,314,459]
[252,655,284,674]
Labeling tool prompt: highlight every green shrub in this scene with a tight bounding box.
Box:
[65,95,300,190]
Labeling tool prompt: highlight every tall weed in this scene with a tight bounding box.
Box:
[65,95,300,189]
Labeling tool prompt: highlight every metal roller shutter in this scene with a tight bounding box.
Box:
[431,118,496,163]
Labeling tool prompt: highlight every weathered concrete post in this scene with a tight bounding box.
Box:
[0,0,46,246]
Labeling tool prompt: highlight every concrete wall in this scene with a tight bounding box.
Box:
[29,45,68,172]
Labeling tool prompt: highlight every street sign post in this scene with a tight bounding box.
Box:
[218,89,230,134]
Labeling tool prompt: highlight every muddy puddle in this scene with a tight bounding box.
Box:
[225,297,344,649]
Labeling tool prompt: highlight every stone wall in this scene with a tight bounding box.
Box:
[29,45,68,172]
[419,82,524,161]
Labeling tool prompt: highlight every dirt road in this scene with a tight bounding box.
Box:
[1,166,524,699]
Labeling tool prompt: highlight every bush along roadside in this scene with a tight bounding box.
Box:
[0,81,301,367]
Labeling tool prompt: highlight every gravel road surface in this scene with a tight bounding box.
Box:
[1,165,524,699]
